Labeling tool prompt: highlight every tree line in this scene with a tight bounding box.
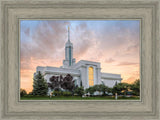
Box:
[20,71,140,97]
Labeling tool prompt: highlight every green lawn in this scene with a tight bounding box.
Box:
[21,96,140,100]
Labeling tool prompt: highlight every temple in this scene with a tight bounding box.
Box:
[34,26,122,93]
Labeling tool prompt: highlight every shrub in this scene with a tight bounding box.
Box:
[85,84,109,96]
[85,87,95,95]
[52,91,72,96]
[53,91,63,96]
[74,87,84,96]
[62,91,72,96]
[20,88,27,97]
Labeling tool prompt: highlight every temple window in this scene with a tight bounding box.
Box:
[88,66,94,86]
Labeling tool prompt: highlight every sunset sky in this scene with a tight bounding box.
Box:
[20,20,140,93]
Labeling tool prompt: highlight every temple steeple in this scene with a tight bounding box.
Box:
[63,26,76,68]
[68,26,70,42]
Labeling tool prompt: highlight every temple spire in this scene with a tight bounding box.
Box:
[63,25,76,68]
[68,26,70,42]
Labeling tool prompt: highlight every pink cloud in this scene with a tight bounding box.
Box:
[117,62,139,66]
[105,58,115,63]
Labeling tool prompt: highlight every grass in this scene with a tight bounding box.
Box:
[20,95,140,100]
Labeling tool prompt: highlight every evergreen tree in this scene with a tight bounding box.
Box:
[33,71,48,95]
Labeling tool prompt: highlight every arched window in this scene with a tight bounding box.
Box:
[88,67,94,86]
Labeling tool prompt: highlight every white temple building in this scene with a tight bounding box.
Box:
[34,26,122,90]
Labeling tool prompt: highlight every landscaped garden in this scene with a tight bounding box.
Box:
[20,72,140,100]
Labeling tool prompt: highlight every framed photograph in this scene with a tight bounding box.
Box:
[0,0,159,120]
[20,20,140,101]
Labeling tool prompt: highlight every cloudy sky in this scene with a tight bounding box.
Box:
[20,20,140,93]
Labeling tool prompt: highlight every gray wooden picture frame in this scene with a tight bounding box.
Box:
[0,0,159,120]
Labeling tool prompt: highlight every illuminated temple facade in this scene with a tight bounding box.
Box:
[34,27,122,91]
